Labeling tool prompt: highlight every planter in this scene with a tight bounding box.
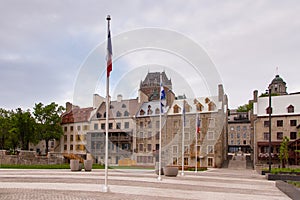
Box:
[164,166,178,177]
[84,160,93,171]
[276,181,300,200]
[267,174,300,181]
[70,159,81,171]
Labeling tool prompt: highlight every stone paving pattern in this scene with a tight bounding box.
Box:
[0,166,290,200]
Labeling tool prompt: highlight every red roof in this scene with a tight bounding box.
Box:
[61,107,93,124]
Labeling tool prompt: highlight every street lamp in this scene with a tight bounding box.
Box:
[267,88,272,172]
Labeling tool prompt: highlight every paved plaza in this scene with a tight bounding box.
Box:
[0,167,291,200]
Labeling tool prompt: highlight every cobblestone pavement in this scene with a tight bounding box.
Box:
[0,168,291,200]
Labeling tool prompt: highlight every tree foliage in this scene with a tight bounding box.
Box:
[33,102,65,154]
[279,136,289,168]
[237,102,253,112]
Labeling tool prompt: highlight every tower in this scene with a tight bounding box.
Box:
[268,74,287,95]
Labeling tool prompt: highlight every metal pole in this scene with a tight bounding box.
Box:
[268,88,272,172]
[181,101,185,176]
[158,73,162,181]
[103,15,111,193]
[195,113,198,173]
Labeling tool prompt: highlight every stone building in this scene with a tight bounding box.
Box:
[86,95,141,165]
[252,75,300,166]
[228,110,251,153]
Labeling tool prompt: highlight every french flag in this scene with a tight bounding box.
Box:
[160,83,165,113]
[106,24,112,77]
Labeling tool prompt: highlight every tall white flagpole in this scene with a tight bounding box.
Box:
[158,72,163,181]
[181,100,185,176]
[195,113,198,173]
[103,15,112,193]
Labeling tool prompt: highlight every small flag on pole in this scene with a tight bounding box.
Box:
[196,114,201,133]
[160,83,166,113]
[106,20,112,77]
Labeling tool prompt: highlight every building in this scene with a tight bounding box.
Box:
[228,110,251,153]
[253,75,300,166]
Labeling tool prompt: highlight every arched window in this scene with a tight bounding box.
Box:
[124,111,129,116]
[140,109,145,116]
[96,113,101,118]
[116,111,122,117]
[287,105,294,113]
[208,102,216,111]
[155,108,160,114]
[173,104,179,113]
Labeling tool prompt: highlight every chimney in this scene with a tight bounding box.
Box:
[253,90,258,102]
[117,94,123,102]
[218,84,224,102]
[66,102,72,112]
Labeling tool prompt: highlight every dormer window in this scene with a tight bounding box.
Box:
[122,104,126,108]
[266,107,272,114]
[173,104,180,113]
[196,103,203,112]
[124,111,129,116]
[140,109,145,116]
[155,108,160,114]
[287,105,294,113]
[205,98,210,104]
[96,113,101,118]
[208,102,216,111]
[116,111,122,117]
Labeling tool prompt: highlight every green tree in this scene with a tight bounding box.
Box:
[10,108,37,150]
[279,136,289,168]
[0,108,12,149]
[33,102,64,155]
[237,102,253,112]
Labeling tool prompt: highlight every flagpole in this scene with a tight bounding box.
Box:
[158,72,162,181]
[181,100,185,176]
[195,113,198,173]
[103,15,111,193]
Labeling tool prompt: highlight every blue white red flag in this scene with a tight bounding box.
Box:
[160,83,166,113]
[106,25,112,77]
[196,114,201,133]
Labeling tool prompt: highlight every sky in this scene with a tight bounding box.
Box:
[1,0,300,110]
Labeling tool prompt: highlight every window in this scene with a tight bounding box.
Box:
[243,126,247,131]
[243,140,246,145]
[230,133,233,138]
[208,157,214,167]
[173,105,179,113]
[264,132,269,140]
[139,144,144,152]
[290,132,297,140]
[96,112,101,118]
[237,140,240,145]
[237,126,240,131]
[207,145,214,154]
[156,121,159,129]
[208,118,215,128]
[290,120,297,126]
[184,145,189,153]
[277,132,283,140]
[207,131,214,140]
[101,123,105,129]
[147,144,152,151]
[116,111,122,117]
[155,132,159,140]
[140,122,143,129]
[243,133,247,138]
[237,133,240,138]
[208,102,216,111]
[94,123,98,130]
[184,132,190,141]
[64,126,67,132]
[287,105,294,113]
[64,135,67,142]
[155,108,160,114]
[83,125,89,130]
[122,104,126,108]
[184,157,189,165]
[148,132,152,140]
[172,157,178,165]
[124,111,129,116]
[277,120,283,127]
[124,122,129,129]
[109,123,113,129]
[172,145,178,154]
[70,145,73,150]
[264,121,270,127]
[139,110,145,116]
[64,145,67,151]
[70,126,74,132]
[77,126,81,131]
[116,123,121,129]
[148,121,152,128]
[70,135,73,142]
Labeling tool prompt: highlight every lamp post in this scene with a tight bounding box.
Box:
[268,88,272,172]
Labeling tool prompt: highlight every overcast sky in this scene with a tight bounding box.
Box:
[1,0,300,110]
